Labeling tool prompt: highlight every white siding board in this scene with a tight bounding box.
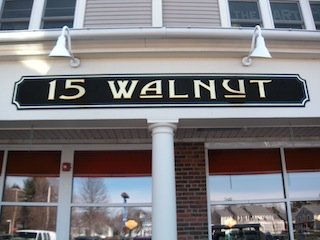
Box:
[84,0,152,28]
[163,0,221,27]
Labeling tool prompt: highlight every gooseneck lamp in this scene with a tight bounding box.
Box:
[242,25,272,66]
[49,26,80,68]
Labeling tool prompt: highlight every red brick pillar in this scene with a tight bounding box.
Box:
[175,142,209,240]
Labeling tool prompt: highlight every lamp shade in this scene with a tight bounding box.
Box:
[249,35,272,58]
[49,35,71,57]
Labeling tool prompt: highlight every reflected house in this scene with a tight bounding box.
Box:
[295,204,320,231]
[244,206,285,234]
[230,206,251,224]
[212,209,233,226]
[213,206,285,234]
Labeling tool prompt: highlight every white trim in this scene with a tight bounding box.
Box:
[218,0,231,27]
[70,202,152,207]
[260,0,274,28]
[300,0,316,29]
[56,148,74,240]
[280,148,295,240]
[0,27,320,43]
[29,0,45,30]
[73,0,87,28]
[152,0,163,27]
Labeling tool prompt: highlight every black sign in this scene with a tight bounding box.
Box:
[12,74,309,109]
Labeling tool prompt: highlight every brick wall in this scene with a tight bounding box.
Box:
[175,142,209,240]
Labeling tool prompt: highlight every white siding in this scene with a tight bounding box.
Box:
[84,0,152,28]
[163,0,221,27]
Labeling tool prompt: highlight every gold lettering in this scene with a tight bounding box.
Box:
[193,80,216,99]
[108,80,138,99]
[223,79,246,98]
[169,80,188,98]
[140,80,163,98]
[250,80,272,98]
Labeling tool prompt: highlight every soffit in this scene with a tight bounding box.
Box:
[0,126,319,144]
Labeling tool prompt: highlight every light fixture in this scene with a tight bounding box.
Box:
[49,26,80,68]
[242,25,271,66]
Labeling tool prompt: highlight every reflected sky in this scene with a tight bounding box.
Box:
[210,171,320,201]
[73,177,152,204]
[210,174,284,201]
[288,172,320,198]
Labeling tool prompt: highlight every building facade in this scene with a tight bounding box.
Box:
[0,0,320,240]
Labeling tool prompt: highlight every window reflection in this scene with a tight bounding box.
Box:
[0,151,60,235]
[210,174,284,201]
[73,151,152,204]
[291,201,320,240]
[209,149,284,201]
[285,148,320,198]
[71,207,152,240]
[72,151,152,239]
[212,203,288,240]
[73,177,152,204]
[3,151,60,203]
[0,206,57,234]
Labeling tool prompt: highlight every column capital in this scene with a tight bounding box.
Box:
[148,122,177,133]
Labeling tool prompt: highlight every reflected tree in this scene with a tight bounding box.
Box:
[74,178,110,236]
[20,177,56,230]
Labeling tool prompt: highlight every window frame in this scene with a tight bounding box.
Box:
[309,0,320,29]
[0,144,151,240]
[219,0,317,29]
[0,0,34,30]
[270,0,305,29]
[228,0,264,27]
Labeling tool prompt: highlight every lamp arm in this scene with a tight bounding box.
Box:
[249,25,260,54]
[62,26,75,59]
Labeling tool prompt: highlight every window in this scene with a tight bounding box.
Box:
[0,0,33,30]
[209,147,320,240]
[270,1,305,29]
[229,0,262,27]
[42,0,76,29]
[209,149,284,201]
[0,0,76,30]
[310,2,320,29]
[0,151,60,233]
[71,150,152,240]
[209,149,288,240]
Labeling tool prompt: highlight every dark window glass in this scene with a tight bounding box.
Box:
[42,0,76,29]
[0,0,33,30]
[270,1,304,29]
[310,2,320,30]
[229,0,262,27]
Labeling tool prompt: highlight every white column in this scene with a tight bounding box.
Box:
[149,122,177,240]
